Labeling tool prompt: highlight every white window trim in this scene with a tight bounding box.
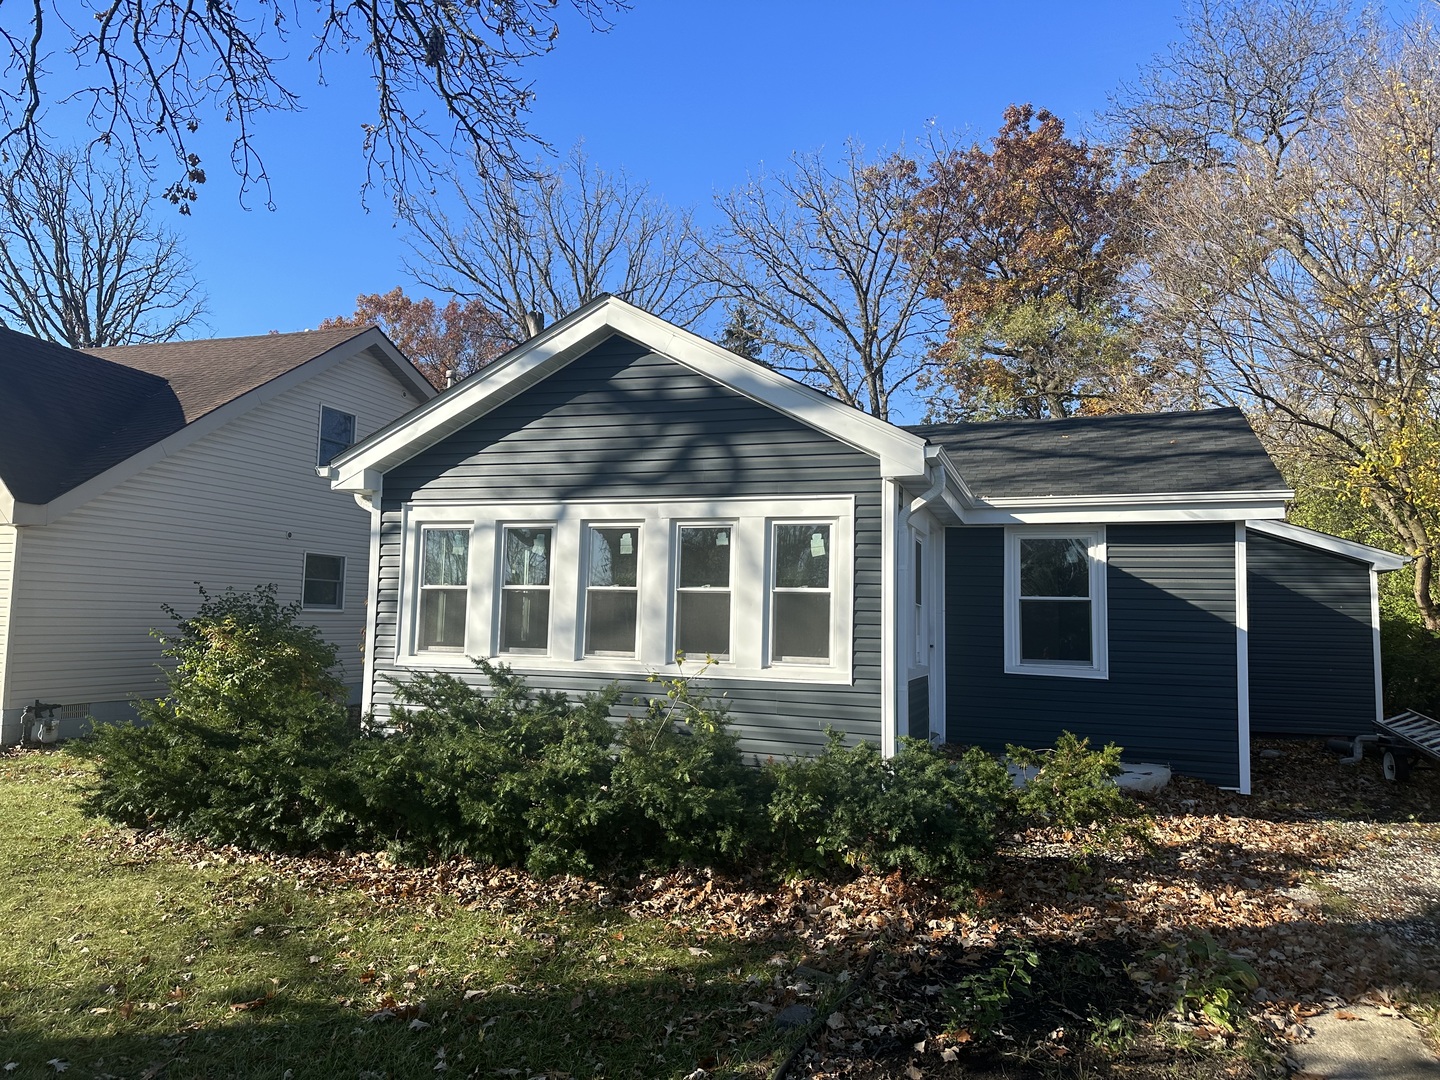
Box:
[316,404,357,468]
[396,496,855,684]
[1003,525,1109,680]
[765,519,842,670]
[301,551,346,612]
[410,522,475,656]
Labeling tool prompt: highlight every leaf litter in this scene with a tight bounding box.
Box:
[88,738,1439,1078]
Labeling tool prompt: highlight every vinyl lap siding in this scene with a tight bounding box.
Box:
[0,525,15,709]
[1247,533,1376,735]
[374,334,885,758]
[946,523,1241,786]
[4,350,421,707]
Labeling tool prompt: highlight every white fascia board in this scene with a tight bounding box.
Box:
[329,296,932,492]
[961,490,1293,525]
[1245,518,1410,571]
[21,328,425,526]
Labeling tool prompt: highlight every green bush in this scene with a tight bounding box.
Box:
[79,585,362,852]
[766,731,1011,886]
[1005,731,1151,846]
[1380,614,1440,716]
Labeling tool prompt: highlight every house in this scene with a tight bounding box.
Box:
[325,296,1405,792]
[0,325,435,744]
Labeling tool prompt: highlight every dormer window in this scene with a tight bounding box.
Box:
[317,405,356,466]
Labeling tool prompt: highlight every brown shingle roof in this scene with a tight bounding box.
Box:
[1,326,371,506]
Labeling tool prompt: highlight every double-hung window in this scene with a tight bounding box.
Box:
[675,525,731,659]
[317,406,356,467]
[771,523,832,663]
[1004,528,1107,678]
[585,525,639,655]
[500,526,552,652]
[302,553,345,610]
[419,528,468,650]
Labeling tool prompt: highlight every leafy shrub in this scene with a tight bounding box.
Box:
[1149,934,1259,1031]
[944,936,1040,1039]
[1379,614,1440,716]
[350,663,620,875]
[80,585,362,851]
[1006,732,1151,846]
[766,731,1011,886]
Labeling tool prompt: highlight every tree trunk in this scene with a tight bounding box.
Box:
[1413,552,1439,631]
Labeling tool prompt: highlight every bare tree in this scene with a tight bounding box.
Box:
[404,146,713,347]
[0,148,206,347]
[1118,1,1440,625]
[703,142,947,421]
[0,1,626,209]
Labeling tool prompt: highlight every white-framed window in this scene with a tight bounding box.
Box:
[585,524,640,656]
[769,521,832,664]
[395,497,853,683]
[675,524,733,660]
[1004,527,1108,679]
[418,527,469,651]
[499,525,553,653]
[302,552,346,610]
[317,405,356,466]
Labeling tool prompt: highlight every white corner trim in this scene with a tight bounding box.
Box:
[1234,522,1251,796]
[361,499,383,719]
[1245,518,1409,571]
[881,479,899,758]
[330,295,932,491]
[1371,569,1385,728]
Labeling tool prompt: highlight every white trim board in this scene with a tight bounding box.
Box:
[1245,519,1409,571]
[329,295,932,490]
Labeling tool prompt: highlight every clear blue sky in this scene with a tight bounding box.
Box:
[111,1,1408,338]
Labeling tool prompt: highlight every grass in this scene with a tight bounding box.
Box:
[0,750,806,1079]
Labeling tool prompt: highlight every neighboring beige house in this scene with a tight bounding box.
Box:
[0,325,435,744]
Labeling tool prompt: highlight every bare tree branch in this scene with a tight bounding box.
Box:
[0,147,206,347]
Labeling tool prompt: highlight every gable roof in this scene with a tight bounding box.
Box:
[328,295,933,495]
[908,408,1288,499]
[0,324,434,518]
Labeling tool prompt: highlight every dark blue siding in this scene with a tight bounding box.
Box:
[374,334,884,759]
[1247,533,1376,736]
[945,524,1241,786]
[907,676,929,740]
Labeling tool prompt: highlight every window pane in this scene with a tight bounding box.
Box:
[423,530,468,586]
[774,592,831,661]
[676,591,730,657]
[586,591,638,654]
[420,589,466,649]
[774,524,830,588]
[303,554,344,608]
[588,527,638,587]
[1020,599,1092,662]
[501,589,550,651]
[678,527,730,588]
[504,528,551,586]
[1020,538,1089,597]
[318,406,356,466]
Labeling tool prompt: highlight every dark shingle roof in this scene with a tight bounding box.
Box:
[906,408,1287,498]
[0,326,368,505]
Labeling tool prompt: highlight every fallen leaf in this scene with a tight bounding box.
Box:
[229,996,269,1012]
[46,1061,69,1074]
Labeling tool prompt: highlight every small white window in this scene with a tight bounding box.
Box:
[318,405,356,466]
[500,526,552,653]
[675,525,731,660]
[1004,528,1108,679]
[585,525,640,656]
[419,528,468,650]
[771,522,832,663]
[302,553,345,610]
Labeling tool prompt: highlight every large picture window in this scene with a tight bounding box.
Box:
[771,523,832,663]
[675,525,731,659]
[585,525,639,656]
[419,528,468,650]
[1004,528,1107,678]
[500,526,552,652]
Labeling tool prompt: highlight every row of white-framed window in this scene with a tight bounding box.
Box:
[402,500,853,681]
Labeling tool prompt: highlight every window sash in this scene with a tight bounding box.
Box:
[500,526,553,652]
[675,525,732,659]
[418,528,469,651]
[770,523,833,664]
[585,526,639,656]
[302,553,345,610]
[317,406,356,467]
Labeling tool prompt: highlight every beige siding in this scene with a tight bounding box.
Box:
[0,525,15,709]
[5,350,420,707]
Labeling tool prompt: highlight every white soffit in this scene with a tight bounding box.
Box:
[1246,518,1410,571]
[328,295,932,491]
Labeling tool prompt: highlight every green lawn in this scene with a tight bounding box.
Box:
[0,750,808,1079]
